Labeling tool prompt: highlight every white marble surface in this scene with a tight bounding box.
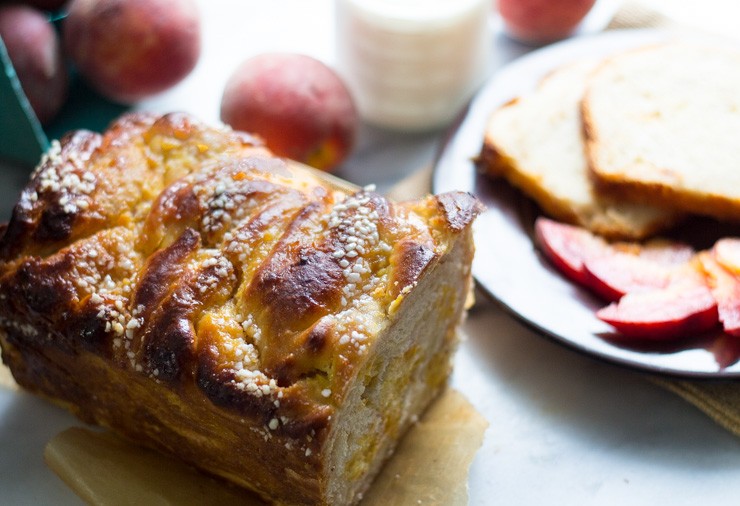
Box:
[2,0,740,504]
[459,295,740,505]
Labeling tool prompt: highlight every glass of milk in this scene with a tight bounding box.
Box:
[335,0,492,132]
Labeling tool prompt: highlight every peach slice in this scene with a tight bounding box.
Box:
[700,250,740,337]
[596,282,719,340]
[631,239,695,266]
[534,217,608,285]
[583,241,694,301]
[583,254,671,302]
[713,238,740,275]
[535,217,694,301]
[536,219,725,341]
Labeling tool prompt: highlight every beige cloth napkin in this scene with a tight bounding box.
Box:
[606,1,674,30]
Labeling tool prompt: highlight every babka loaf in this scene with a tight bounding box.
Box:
[0,112,481,505]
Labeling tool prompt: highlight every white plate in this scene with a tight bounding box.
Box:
[433,28,740,378]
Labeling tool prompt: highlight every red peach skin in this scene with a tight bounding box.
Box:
[535,217,693,301]
[497,0,596,45]
[534,217,608,285]
[597,284,719,340]
[537,217,723,340]
[583,241,694,301]
[583,254,672,302]
[220,53,358,173]
[63,0,201,104]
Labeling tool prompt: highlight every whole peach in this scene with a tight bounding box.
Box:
[0,4,68,124]
[220,53,358,173]
[62,0,201,104]
[497,0,596,45]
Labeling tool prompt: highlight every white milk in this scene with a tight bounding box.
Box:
[335,0,492,132]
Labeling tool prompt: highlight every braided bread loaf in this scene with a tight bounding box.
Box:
[0,112,480,505]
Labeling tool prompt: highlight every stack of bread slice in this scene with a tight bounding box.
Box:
[478,39,740,241]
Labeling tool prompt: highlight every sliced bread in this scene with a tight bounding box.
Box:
[478,59,678,240]
[583,41,740,221]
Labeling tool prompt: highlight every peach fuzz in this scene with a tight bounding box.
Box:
[63,0,201,104]
[220,53,358,173]
[497,0,596,45]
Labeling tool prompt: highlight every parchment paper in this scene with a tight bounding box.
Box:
[42,387,487,506]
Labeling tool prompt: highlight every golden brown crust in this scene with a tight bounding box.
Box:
[580,41,740,223]
[581,100,728,219]
[479,124,680,240]
[0,112,480,505]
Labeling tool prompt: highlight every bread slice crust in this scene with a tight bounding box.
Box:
[583,41,740,222]
[478,60,677,240]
